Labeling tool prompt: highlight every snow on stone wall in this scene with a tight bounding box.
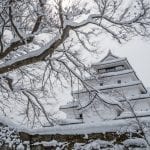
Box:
[0,123,22,149]
[19,132,149,150]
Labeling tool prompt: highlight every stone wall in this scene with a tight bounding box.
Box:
[0,123,21,150]
[19,130,147,150]
[0,122,148,150]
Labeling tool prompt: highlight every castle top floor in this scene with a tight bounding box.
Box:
[92,50,132,74]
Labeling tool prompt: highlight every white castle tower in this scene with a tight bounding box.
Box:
[59,51,150,125]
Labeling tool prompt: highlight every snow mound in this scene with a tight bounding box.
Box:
[32,140,67,149]
[123,138,147,148]
[74,140,113,150]
[16,143,25,150]
[0,116,18,128]
[33,140,58,147]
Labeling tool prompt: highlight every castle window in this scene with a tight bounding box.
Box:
[98,69,106,73]
[106,67,116,73]
[141,91,146,94]
[117,80,121,84]
[100,83,103,86]
[79,114,83,119]
[116,65,124,71]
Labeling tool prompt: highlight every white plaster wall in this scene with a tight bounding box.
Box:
[102,86,142,98]
[82,101,118,123]
[132,98,150,111]
[85,73,138,89]
[72,94,119,122]
[62,108,79,119]
[98,73,137,86]
[121,98,150,112]
[120,86,142,97]
[73,86,142,104]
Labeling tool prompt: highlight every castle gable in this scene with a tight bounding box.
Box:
[100,50,119,62]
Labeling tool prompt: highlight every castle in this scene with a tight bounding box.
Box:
[59,51,150,125]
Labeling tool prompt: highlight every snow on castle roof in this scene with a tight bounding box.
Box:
[60,101,79,109]
[92,50,126,66]
[93,57,127,67]
[99,69,134,78]
[100,50,119,62]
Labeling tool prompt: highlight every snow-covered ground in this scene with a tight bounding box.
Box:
[18,116,150,135]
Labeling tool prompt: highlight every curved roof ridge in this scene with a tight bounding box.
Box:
[100,50,120,62]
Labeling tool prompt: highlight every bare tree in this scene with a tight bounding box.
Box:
[0,0,150,127]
